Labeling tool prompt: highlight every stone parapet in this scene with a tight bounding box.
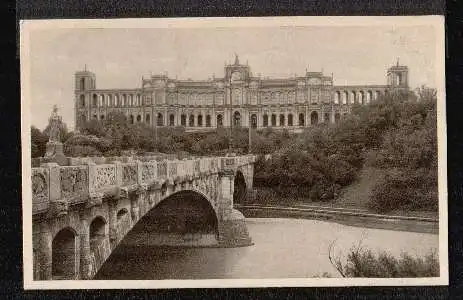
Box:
[32,155,256,216]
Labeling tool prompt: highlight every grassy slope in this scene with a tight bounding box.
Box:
[300,166,438,219]
[332,166,386,209]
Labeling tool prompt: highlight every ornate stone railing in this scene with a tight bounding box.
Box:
[31,155,256,215]
[60,166,89,205]
[32,168,50,213]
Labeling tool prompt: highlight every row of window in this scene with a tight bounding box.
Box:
[92,113,218,127]
[78,90,336,108]
[79,89,387,108]
[333,90,384,105]
[260,112,338,126]
[79,94,143,108]
[88,111,346,128]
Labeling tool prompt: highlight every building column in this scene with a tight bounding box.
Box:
[108,200,118,247]
[151,107,155,128]
[331,106,336,124]
[305,106,309,127]
[164,107,169,126]
[37,222,53,280]
[244,109,249,127]
[79,213,92,279]
[212,107,216,128]
[202,109,206,127]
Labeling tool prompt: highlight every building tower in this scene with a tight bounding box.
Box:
[74,68,96,130]
[387,59,409,91]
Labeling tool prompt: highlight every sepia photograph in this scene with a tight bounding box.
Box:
[20,16,447,289]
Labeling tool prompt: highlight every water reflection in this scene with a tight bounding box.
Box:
[95,218,439,279]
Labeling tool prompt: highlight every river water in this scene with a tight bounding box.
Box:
[95,218,439,279]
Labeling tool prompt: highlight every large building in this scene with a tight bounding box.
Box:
[74,55,409,131]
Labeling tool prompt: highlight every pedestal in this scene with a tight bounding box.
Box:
[43,141,67,165]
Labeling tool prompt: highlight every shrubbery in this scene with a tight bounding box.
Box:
[365,89,438,213]
[253,88,438,211]
[254,148,354,202]
[64,134,113,157]
[31,126,49,158]
[329,241,439,277]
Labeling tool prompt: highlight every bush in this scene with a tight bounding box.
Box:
[329,241,439,277]
[64,134,112,157]
[31,126,48,158]
[368,168,438,213]
[254,147,355,202]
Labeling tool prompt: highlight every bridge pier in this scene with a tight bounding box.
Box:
[217,168,253,247]
[35,222,53,280]
[79,213,92,279]
[108,200,118,246]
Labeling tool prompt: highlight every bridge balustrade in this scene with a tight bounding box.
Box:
[60,166,89,205]
[121,163,138,187]
[140,161,157,185]
[194,159,200,175]
[167,160,177,177]
[157,161,167,178]
[90,164,117,195]
[32,167,50,213]
[31,155,256,215]
[185,159,194,177]
[176,160,186,178]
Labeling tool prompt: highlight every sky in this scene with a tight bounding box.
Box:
[24,20,440,130]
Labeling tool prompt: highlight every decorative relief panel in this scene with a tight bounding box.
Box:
[157,161,167,177]
[169,162,177,177]
[122,164,137,186]
[193,160,200,174]
[226,158,235,166]
[92,165,116,190]
[60,166,88,202]
[32,168,49,212]
[141,163,156,183]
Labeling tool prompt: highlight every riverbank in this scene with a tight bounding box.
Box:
[235,204,438,234]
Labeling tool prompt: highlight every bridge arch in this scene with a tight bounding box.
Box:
[125,190,219,244]
[89,216,107,254]
[52,227,78,280]
[117,208,129,221]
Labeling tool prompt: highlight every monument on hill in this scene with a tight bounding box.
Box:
[43,105,67,164]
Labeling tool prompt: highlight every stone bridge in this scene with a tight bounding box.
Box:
[31,155,256,280]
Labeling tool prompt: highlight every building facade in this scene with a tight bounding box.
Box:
[74,55,409,131]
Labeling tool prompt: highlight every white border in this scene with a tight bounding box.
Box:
[20,16,447,289]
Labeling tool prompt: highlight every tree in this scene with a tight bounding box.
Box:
[81,119,106,137]
[416,85,437,102]
[31,126,48,158]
